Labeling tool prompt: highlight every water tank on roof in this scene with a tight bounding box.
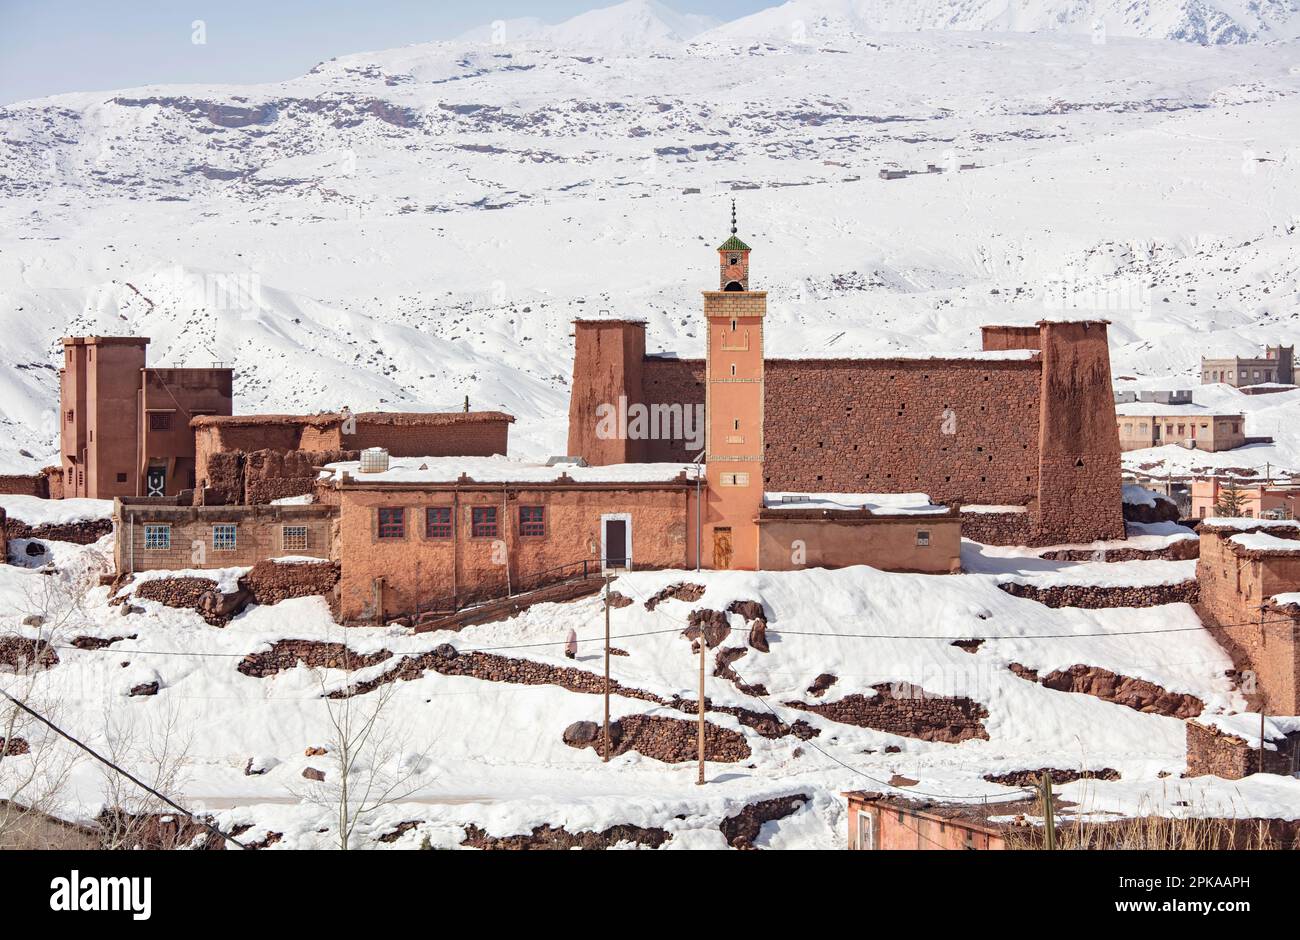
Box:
[359,448,390,474]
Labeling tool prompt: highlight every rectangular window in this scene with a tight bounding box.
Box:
[720,473,750,487]
[148,412,173,432]
[377,508,405,540]
[916,530,931,547]
[471,506,498,538]
[519,506,545,538]
[143,524,171,551]
[282,525,308,552]
[212,524,237,552]
[425,507,452,540]
[116,472,128,483]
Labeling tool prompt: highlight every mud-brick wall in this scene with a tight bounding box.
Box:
[642,358,706,462]
[335,485,691,621]
[1197,528,1300,714]
[114,505,337,573]
[348,419,510,458]
[567,321,648,465]
[0,474,49,498]
[763,358,1042,506]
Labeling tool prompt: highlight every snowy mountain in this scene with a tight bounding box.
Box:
[703,0,1300,46]
[2,3,1300,476]
[458,0,720,47]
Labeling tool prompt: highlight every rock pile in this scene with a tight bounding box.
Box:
[461,821,671,851]
[0,636,58,671]
[562,714,751,763]
[998,579,1198,609]
[785,683,990,742]
[237,639,393,678]
[644,582,705,611]
[719,793,810,849]
[1009,662,1204,718]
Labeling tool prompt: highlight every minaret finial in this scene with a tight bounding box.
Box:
[730,198,737,236]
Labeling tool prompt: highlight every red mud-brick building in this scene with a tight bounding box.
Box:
[60,336,232,500]
[192,411,512,504]
[567,223,1125,565]
[318,456,701,621]
[844,792,1022,850]
[1196,519,1300,715]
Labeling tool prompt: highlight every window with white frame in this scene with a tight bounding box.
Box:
[213,524,237,552]
[916,530,931,547]
[144,524,171,550]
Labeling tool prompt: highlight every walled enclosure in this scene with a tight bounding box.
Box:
[114,500,337,574]
[567,316,1124,548]
[1197,522,1300,715]
[332,480,696,622]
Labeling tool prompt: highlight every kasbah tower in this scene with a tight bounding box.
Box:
[705,204,765,569]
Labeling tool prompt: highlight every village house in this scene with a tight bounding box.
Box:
[1195,518,1300,715]
[1115,402,1246,453]
[1201,345,1294,388]
[1190,478,1300,520]
[60,336,232,500]
[843,791,1031,850]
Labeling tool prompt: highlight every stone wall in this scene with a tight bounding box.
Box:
[783,682,989,742]
[764,358,1042,505]
[958,510,1034,547]
[1185,720,1300,779]
[997,579,1199,609]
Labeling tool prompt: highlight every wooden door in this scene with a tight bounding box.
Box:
[712,527,733,569]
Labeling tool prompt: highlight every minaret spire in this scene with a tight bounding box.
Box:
[730,198,737,236]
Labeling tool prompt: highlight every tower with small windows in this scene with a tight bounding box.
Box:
[703,202,765,570]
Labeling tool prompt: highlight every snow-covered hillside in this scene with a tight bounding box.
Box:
[705,0,1300,46]
[7,528,1300,850]
[2,1,1300,478]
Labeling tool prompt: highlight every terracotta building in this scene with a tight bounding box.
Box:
[1196,519,1300,715]
[1190,479,1300,521]
[567,228,1125,561]
[1201,346,1294,388]
[1115,404,1245,453]
[192,411,512,504]
[60,336,232,499]
[844,792,1026,850]
[317,456,701,621]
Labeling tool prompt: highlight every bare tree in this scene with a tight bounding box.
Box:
[0,540,105,848]
[297,677,430,850]
[95,703,196,850]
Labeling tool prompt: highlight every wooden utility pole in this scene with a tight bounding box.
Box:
[1040,771,1056,850]
[697,633,706,786]
[602,572,612,763]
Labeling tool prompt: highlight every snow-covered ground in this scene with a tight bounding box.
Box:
[3,530,1297,850]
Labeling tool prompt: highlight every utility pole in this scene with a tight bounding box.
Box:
[1039,771,1056,850]
[697,632,706,786]
[603,572,612,763]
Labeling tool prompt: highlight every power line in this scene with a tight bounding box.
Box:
[0,686,248,849]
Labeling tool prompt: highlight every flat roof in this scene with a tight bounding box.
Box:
[191,410,514,429]
[763,492,950,516]
[324,455,700,487]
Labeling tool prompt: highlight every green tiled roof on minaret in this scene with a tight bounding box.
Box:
[718,198,751,251]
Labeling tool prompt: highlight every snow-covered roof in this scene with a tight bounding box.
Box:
[763,492,949,515]
[1201,517,1300,532]
[1121,484,1172,508]
[323,455,700,486]
[1228,531,1300,554]
[998,559,1196,590]
[770,349,1038,364]
[1114,402,1238,417]
[0,495,113,526]
[1194,713,1300,749]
